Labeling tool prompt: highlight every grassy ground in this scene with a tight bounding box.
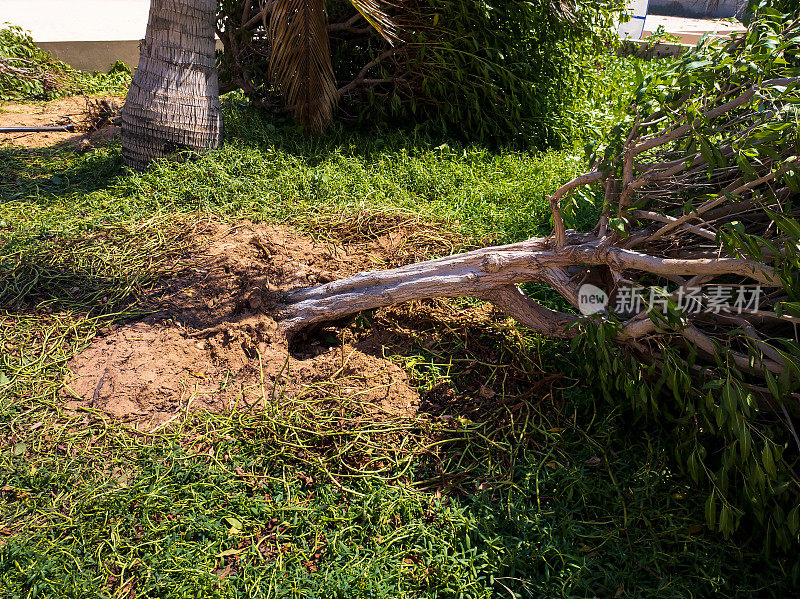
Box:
[1,53,797,597]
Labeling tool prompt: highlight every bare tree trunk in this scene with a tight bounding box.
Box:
[121,0,223,170]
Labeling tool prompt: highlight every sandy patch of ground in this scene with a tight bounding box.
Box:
[63,220,461,430]
[0,95,124,148]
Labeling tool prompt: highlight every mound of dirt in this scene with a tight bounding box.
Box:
[63,220,458,429]
[0,95,123,149]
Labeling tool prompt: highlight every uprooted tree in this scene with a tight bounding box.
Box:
[119,0,800,549]
[271,14,800,548]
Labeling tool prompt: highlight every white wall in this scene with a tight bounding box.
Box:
[1,1,151,42]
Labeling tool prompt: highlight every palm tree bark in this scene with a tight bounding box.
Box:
[121,0,223,170]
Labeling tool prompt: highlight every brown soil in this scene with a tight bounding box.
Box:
[63,220,463,430]
[0,95,124,148]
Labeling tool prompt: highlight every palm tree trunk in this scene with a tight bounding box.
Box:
[121,0,223,170]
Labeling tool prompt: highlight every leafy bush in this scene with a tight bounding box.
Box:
[0,25,70,101]
[750,0,799,15]
[0,25,131,102]
[334,0,624,148]
[217,0,624,148]
[76,61,132,97]
[573,8,800,553]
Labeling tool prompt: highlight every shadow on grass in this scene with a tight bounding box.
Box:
[0,277,793,597]
[0,217,190,318]
[1,365,787,598]
[0,259,134,316]
[314,300,794,596]
[0,143,123,206]
[222,99,490,165]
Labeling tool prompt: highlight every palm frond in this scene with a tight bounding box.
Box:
[348,0,400,44]
[268,0,337,132]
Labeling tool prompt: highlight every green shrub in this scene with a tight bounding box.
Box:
[0,25,131,102]
[0,25,70,101]
[574,9,800,553]
[750,0,800,16]
[334,0,624,148]
[217,0,624,148]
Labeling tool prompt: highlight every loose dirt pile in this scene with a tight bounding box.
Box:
[0,95,123,148]
[63,220,462,430]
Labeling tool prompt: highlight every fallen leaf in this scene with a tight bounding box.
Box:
[113,470,128,488]
[224,516,243,534]
[478,386,496,399]
[217,547,247,558]
[216,564,231,579]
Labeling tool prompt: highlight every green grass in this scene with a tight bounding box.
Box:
[3,392,789,598]
[0,115,581,244]
[1,52,797,597]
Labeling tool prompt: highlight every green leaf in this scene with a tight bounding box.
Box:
[762,443,777,480]
[705,492,717,529]
[765,208,800,240]
[699,137,715,167]
[788,506,799,536]
[765,370,780,400]
[224,516,243,532]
